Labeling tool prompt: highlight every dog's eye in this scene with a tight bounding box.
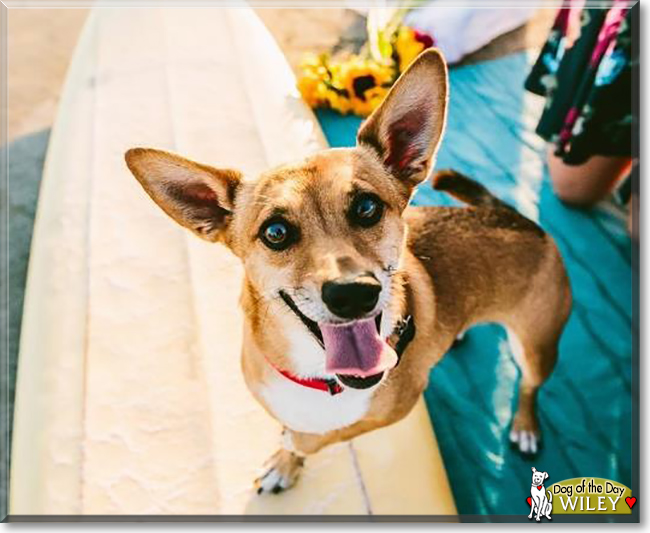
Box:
[260,218,295,251]
[350,194,383,228]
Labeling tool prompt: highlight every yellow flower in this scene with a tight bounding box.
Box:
[338,57,394,116]
[299,53,331,80]
[350,85,389,116]
[297,73,327,107]
[395,27,426,72]
[325,89,353,115]
[297,54,333,107]
[297,50,403,116]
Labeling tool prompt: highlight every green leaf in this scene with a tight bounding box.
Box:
[377,30,393,59]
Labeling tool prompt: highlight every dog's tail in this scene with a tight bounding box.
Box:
[431,169,547,237]
[432,169,512,211]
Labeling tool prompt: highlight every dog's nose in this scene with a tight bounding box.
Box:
[321,274,381,319]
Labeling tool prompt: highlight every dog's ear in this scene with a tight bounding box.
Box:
[544,472,549,480]
[357,48,448,190]
[532,467,537,473]
[125,148,242,243]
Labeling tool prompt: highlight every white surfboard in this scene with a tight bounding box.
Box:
[10,7,456,517]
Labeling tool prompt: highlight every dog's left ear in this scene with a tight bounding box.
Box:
[544,472,549,480]
[357,48,448,190]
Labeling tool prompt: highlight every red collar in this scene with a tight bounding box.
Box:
[275,367,343,395]
[266,314,415,396]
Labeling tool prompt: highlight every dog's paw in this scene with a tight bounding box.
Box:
[509,428,540,455]
[510,410,540,454]
[255,467,293,495]
[254,449,304,495]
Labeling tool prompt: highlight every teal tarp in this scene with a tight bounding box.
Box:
[316,52,634,519]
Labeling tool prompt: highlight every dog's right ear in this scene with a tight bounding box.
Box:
[357,48,448,191]
[125,148,242,243]
[532,467,537,473]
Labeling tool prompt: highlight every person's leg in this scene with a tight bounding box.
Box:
[547,146,632,207]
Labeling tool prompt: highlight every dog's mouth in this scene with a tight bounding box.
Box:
[279,291,397,390]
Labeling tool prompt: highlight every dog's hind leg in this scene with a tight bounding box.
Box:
[506,305,568,454]
[506,325,559,454]
[506,246,571,455]
[545,492,553,519]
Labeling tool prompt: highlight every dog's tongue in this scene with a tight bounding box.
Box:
[320,317,398,377]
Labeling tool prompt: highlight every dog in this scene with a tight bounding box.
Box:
[529,467,553,521]
[125,49,571,494]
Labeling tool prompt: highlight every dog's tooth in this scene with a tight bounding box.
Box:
[509,429,519,443]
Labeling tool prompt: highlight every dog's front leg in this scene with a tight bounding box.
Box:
[255,420,383,494]
[254,427,348,494]
[254,429,307,495]
[534,497,543,521]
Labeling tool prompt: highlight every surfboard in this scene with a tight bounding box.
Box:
[10,7,456,517]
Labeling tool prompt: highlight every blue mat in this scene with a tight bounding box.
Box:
[316,52,633,519]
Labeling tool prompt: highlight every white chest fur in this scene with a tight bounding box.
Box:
[254,311,391,435]
[258,374,373,434]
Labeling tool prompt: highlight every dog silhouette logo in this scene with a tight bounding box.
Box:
[527,467,553,521]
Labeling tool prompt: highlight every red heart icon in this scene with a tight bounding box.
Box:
[625,497,636,509]
[527,497,532,506]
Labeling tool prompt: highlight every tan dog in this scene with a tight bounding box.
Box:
[125,50,571,494]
